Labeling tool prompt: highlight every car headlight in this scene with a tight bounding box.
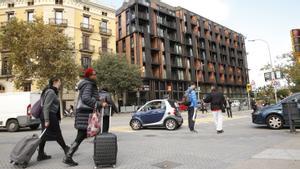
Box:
[252,110,261,115]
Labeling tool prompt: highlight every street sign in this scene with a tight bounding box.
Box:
[264,72,272,81]
[274,71,283,79]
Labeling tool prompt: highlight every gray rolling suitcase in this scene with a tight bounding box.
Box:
[10,129,47,168]
[94,106,117,168]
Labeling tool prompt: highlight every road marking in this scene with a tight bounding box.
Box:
[110,115,249,132]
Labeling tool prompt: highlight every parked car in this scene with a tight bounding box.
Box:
[0,92,41,132]
[252,93,300,129]
[130,99,183,130]
[231,100,240,107]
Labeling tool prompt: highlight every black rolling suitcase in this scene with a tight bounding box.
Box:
[94,106,117,168]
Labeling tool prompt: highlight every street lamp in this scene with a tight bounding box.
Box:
[248,39,278,103]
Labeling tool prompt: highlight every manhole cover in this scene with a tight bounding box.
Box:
[144,134,157,137]
[152,160,182,169]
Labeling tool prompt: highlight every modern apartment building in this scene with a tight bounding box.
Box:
[291,29,300,63]
[0,0,115,105]
[116,0,248,104]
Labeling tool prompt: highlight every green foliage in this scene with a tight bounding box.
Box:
[0,18,78,90]
[276,88,290,98]
[93,53,142,95]
[260,53,300,94]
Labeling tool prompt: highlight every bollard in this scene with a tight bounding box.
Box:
[282,102,298,133]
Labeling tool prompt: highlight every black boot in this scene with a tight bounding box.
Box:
[37,153,51,161]
[63,145,70,155]
[63,142,79,166]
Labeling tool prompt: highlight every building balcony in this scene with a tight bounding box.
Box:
[219,65,225,73]
[138,12,149,20]
[80,23,94,33]
[79,44,95,53]
[99,47,113,54]
[191,17,198,26]
[99,27,112,36]
[228,67,234,74]
[49,18,68,27]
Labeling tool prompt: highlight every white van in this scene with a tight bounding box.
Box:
[0,92,41,132]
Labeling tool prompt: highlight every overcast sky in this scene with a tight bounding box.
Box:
[98,0,300,89]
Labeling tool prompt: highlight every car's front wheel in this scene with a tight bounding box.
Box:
[6,119,19,132]
[267,114,283,129]
[130,119,142,130]
[165,119,178,130]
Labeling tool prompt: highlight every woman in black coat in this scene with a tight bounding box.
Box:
[38,77,69,161]
[63,68,107,166]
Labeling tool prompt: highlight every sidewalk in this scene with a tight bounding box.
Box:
[228,135,300,169]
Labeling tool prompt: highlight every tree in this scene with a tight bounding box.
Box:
[260,53,300,93]
[0,18,79,114]
[93,53,142,106]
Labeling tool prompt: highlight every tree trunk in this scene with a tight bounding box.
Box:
[122,91,127,106]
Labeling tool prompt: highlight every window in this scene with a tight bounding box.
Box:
[1,57,11,76]
[102,12,107,16]
[83,15,90,28]
[27,11,34,22]
[162,54,166,65]
[189,48,193,56]
[142,51,146,62]
[122,39,126,52]
[83,6,90,11]
[118,28,122,38]
[143,101,163,111]
[178,70,184,80]
[187,59,190,68]
[162,68,166,79]
[28,0,34,6]
[23,82,31,92]
[118,16,121,27]
[126,10,130,23]
[8,3,14,8]
[55,0,63,5]
[7,12,15,21]
[81,55,91,69]
[101,37,108,49]
[82,34,90,49]
[100,20,108,29]
[126,24,130,35]
[55,10,63,24]
[142,37,145,47]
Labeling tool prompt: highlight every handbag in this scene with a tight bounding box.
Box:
[87,106,101,137]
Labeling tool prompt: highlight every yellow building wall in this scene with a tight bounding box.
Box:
[0,0,116,95]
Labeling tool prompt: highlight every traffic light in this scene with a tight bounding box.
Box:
[246,84,252,93]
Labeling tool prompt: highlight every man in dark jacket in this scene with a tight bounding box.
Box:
[99,88,118,133]
[226,96,233,118]
[64,68,106,166]
[204,86,226,134]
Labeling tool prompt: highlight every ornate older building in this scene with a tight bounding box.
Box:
[0,0,116,106]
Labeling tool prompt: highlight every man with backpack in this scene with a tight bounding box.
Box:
[184,82,198,133]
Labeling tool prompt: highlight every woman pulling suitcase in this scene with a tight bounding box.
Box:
[38,77,69,161]
[63,68,107,166]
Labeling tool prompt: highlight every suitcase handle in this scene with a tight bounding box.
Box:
[39,129,47,139]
